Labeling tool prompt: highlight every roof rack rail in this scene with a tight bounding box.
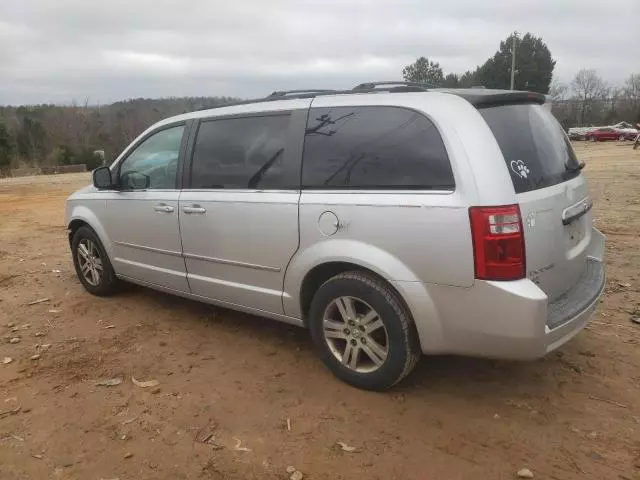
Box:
[196,89,344,111]
[267,89,339,98]
[353,81,433,91]
[193,85,544,114]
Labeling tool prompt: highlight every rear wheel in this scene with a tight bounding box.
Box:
[308,271,420,390]
[619,134,625,141]
[71,226,118,296]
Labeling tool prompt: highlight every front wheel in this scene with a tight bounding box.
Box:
[71,226,118,296]
[308,271,420,390]
[619,134,625,141]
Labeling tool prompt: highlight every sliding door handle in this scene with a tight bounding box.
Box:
[154,204,174,213]
[183,205,207,214]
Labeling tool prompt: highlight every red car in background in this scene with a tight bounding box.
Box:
[585,127,623,141]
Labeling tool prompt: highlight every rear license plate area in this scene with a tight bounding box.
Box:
[566,219,585,247]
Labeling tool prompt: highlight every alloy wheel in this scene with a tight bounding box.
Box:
[322,296,389,373]
[77,238,103,287]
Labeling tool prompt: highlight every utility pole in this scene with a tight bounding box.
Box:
[510,32,518,90]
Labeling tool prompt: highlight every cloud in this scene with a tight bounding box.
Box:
[0,0,637,104]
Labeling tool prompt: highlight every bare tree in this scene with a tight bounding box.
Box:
[549,80,569,102]
[622,73,640,118]
[548,80,573,128]
[604,87,624,125]
[571,69,609,126]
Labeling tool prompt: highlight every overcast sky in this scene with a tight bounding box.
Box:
[1,0,638,105]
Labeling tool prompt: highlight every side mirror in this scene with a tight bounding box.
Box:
[93,166,114,189]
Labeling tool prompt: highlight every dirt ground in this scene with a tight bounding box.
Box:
[1,142,639,480]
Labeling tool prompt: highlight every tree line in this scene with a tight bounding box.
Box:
[403,33,555,93]
[403,32,640,128]
[0,97,235,175]
[1,32,639,175]
[550,71,640,129]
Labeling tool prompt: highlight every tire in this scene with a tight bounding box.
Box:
[590,136,597,142]
[71,226,118,296]
[308,271,420,390]
[619,135,625,141]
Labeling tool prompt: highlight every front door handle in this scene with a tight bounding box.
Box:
[183,204,207,214]
[154,204,174,213]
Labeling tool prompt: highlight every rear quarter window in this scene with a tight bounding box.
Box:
[479,103,581,193]
[302,106,454,190]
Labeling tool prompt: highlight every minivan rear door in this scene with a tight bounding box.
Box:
[479,103,591,302]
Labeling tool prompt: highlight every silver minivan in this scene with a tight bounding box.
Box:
[66,83,605,390]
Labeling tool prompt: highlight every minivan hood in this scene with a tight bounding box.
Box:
[68,184,96,199]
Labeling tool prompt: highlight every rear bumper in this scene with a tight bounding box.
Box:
[411,228,606,359]
[543,257,604,354]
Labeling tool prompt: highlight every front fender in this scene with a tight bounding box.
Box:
[283,239,444,352]
[66,202,113,261]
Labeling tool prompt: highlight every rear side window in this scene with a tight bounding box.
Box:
[479,104,581,194]
[302,106,454,190]
[190,114,289,189]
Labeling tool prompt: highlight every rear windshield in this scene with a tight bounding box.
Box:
[479,103,581,193]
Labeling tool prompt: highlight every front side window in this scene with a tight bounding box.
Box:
[190,114,290,189]
[301,106,454,190]
[118,125,184,190]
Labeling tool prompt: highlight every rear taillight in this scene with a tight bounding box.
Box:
[469,205,525,281]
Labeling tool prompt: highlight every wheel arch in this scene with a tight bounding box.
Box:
[283,239,443,352]
[68,219,88,244]
[66,206,114,261]
[299,261,411,324]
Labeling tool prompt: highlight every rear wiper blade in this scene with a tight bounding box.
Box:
[565,161,585,172]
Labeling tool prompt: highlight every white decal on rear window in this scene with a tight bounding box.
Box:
[510,160,530,179]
